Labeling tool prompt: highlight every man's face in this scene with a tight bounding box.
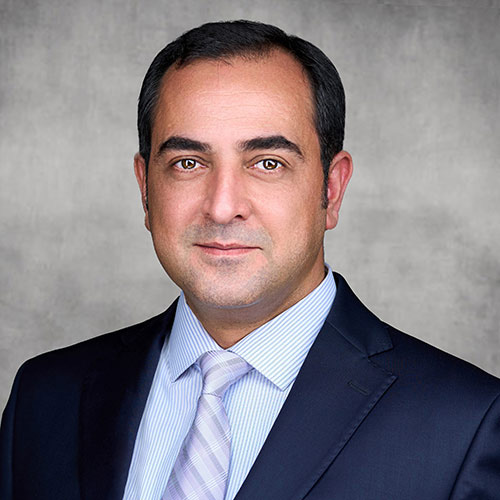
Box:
[135,50,351,323]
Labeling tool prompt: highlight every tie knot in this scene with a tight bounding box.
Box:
[199,350,251,397]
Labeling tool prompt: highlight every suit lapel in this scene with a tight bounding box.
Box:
[79,303,177,500]
[235,274,397,500]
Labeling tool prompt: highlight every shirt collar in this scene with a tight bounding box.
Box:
[167,295,220,382]
[168,265,336,390]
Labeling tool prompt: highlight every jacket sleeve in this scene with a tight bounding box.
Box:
[450,392,500,499]
[0,364,26,500]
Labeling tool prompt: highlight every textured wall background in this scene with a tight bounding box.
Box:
[1,0,499,410]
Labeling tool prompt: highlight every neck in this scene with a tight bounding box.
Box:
[185,266,327,349]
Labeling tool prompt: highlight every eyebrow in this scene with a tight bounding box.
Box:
[155,134,304,159]
[238,135,304,159]
[156,136,212,158]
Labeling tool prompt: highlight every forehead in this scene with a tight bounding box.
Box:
[151,50,317,148]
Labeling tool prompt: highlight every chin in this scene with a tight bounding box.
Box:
[190,286,264,310]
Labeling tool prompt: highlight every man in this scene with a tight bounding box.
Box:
[1,20,499,500]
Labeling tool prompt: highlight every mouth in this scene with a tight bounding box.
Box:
[194,242,260,256]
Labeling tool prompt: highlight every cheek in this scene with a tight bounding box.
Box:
[148,182,195,238]
[257,190,323,244]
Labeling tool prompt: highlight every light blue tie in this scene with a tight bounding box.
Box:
[163,350,251,500]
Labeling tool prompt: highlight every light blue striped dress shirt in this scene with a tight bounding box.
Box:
[123,266,336,500]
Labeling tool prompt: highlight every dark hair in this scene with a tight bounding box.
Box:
[138,20,345,202]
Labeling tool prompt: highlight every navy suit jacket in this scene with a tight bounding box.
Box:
[1,273,500,499]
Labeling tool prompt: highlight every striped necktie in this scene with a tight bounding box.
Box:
[163,350,252,500]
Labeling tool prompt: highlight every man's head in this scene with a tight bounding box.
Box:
[134,21,352,339]
[137,20,346,203]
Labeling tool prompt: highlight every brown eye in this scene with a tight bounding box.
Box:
[181,159,197,169]
[263,159,279,170]
[254,159,282,171]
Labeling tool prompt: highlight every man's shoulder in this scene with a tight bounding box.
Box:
[332,272,500,400]
[17,307,174,389]
[381,323,500,404]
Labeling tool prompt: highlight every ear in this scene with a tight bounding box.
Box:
[325,150,353,230]
[134,152,151,231]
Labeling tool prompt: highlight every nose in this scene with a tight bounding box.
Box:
[202,165,251,224]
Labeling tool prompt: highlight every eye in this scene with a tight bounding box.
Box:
[174,158,202,170]
[253,158,283,171]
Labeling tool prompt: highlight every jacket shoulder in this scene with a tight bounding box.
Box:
[382,323,500,401]
[18,308,172,386]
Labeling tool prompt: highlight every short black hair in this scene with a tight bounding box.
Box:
[138,20,345,203]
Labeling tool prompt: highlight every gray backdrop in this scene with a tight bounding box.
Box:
[1,0,499,410]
